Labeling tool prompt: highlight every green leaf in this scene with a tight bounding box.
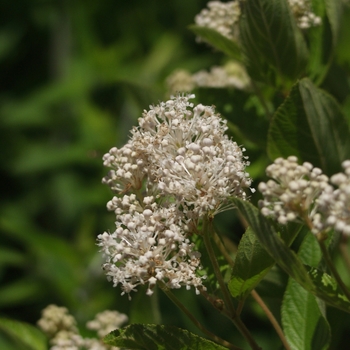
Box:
[103,324,229,350]
[306,1,332,84]
[0,318,47,350]
[324,0,343,48]
[268,78,350,175]
[239,0,308,85]
[232,197,350,312]
[0,279,42,308]
[306,266,350,312]
[188,25,242,60]
[282,234,331,350]
[231,198,314,290]
[228,227,274,299]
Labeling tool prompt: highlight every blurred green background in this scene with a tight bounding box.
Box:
[1,0,248,345]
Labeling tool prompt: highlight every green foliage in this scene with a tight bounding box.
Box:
[239,0,308,87]
[282,234,331,350]
[229,227,274,300]
[0,318,47,350]
[104,324,228,350]
[232,197,350,313]
[188,25,242,60]
[268,78,350,174]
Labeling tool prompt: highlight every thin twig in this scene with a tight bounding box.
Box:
[251,290,291,350]
[203,218,262,350]
[158,281,242,350]
[203,217,236,317]
[339,236,350,275]
[213,228,289,349]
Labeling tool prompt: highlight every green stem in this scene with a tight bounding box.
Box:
[158,281,241,350]
[203,217,236,317]
[319,239,350,302]
[213,229,289,349]
[203,217,262,350]
[250,80,272,119]
[251,290,291,350]
[339,236,350,275]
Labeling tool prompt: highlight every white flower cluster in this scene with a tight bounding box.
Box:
[100,94,252,296]
[287,0,322,29]
[37,305,127,350]
[194,0,320,47]
[258,156,329,225]
[99,195,205,297]
[166,62,250,95]
[37,304,78,339]
[194,1,241,41]
[259,157,350,237]
[87,310,129,338]
[317,161,350,235]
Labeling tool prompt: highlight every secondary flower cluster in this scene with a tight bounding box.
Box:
[195,1,241,41]
[287,0,322,29]
[259,156,350,236]
[99,94,252,297]
[194,0,321,45]
[166,61,251,95]
[37,305,127,350]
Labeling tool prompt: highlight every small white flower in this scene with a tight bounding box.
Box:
[101,93,251,296]
[131,94,252,217]
[317,161,350,236]
[86,310,128,338]
[194,1,241,41]
[258,156,329,227]
[98,196,206,297]
[37,305,78,338]
[287,0,322,29]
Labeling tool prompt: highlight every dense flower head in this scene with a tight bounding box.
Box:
[100,93,252,296]
[194,1,241,41]
[104,93,252,217]
[86,310,128,338]
[316,160,350,236]
[37,305,78,339]
[259,157,350,237]
[287,0,321,29]
[37,305,126,350]
[98,196,205,297]
[166,61,251,95]
[258,156,329,225]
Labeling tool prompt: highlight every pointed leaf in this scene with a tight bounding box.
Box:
[231,198,314,291]
[104,324,229,350]
[239,0,308,85]
[306,266,350,312]
[282,234,331,350]
[0,318,47,350]
[268,78,350,175]
[306,1,332,84]
[229,227,274,299]
[188,25,242,60]
[324,0,343,47]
